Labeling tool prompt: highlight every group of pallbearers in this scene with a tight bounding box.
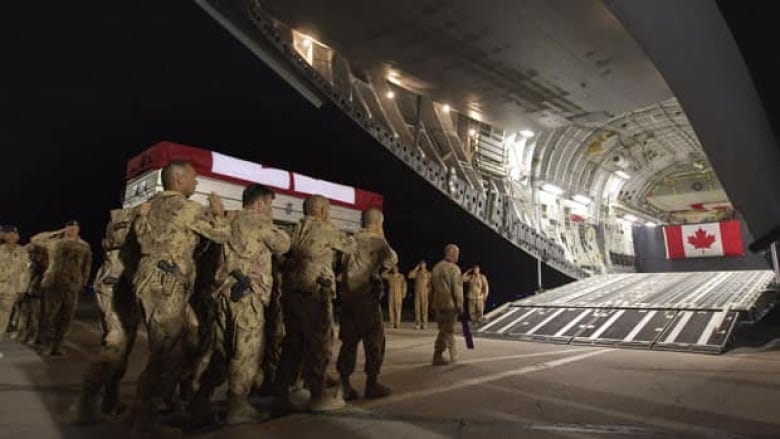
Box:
[0,221,92,357]
[64,159,485,437]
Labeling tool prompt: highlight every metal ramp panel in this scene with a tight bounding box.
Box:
[654,310,740,354]
[474,306,741,353]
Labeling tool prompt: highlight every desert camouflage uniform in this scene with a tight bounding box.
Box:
[431,260,463,360]
[273,216,355,399]
[256,256,285,391]
[383,271,407,328]
[16,245,47,344]
[0,245,30,336]
[131,191,230,425]
[463,272,489,321]
[33,233,92,351]
[197,210,290,401]
[80,208,142,415]
[407,266,432,329]
[336,229,397,380]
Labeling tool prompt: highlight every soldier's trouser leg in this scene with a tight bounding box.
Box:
[434,309,457,355]
[389,293,401,328]
[476,299,485,321]
[83,286,140,415]
[0,295,16,336]
[9,297,21,333]
[414,292,422,328]
[228,296,265,397]
[273,293,305,395]
[301,294,332,398]
[193,297,228,412]
[468,299,478,322]
[421,294,429,329]
[41,289,65,346]
[51,290,79,350]
[259,304,283,389]
[14,297,29,339]
[28,296,42,344]
[134,288,191,429]
[361,298,386,376]
[336,299,360,379]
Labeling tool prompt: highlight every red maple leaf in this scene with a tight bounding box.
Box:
[687,228,716,251]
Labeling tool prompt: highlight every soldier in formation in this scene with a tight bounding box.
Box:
[383,265,407,328]
[3,157,491,436]
[0,226,30,340]
[462,265,489,322]
[407,260,431,329]
[337,207,397,400]
[31,220,92,356]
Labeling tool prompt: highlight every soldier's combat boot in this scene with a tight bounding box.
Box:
[253,375,275,397]
[129,404,182,439]
[225,395,267,425]
[186,393,217,429]
[102,384,126,416]
[432,351,449,366]
[308,389,345,412]
[448,348,458,364]
[75,390,108,425]
[49,345,64,357]
[340,376,359,401]
[364,375,391,399]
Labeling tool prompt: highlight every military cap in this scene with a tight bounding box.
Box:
[64,219,80,227]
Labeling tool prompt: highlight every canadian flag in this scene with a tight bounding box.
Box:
[663,220,744,259]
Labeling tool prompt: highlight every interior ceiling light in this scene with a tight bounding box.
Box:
[520,129,535,138]
[386,90,395,99]
[468,128,477,137]
[623,214,638,222]
[301,37,312,48]
[541,183,564,196]
[615,170,631,179]
[442,104,451,113]
[645,221,657,227]
[572,194,592,205]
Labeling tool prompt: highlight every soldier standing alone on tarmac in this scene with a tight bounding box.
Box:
[430,244,464,366]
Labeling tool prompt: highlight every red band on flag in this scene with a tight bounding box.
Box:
[663,225,685,259]
[719,220,744,257]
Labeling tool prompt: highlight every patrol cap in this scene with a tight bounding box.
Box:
[64,219,80,227]
[1,225,19,234]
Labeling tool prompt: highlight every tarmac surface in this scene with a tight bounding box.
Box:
[1,302,780,439]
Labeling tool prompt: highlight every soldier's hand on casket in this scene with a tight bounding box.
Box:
[209,192,225,217]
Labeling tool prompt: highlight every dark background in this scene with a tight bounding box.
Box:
[2,1,776,307]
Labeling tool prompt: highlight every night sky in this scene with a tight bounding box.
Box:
[3,2,777,307]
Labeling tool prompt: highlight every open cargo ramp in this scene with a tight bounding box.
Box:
[475,271,777,354]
